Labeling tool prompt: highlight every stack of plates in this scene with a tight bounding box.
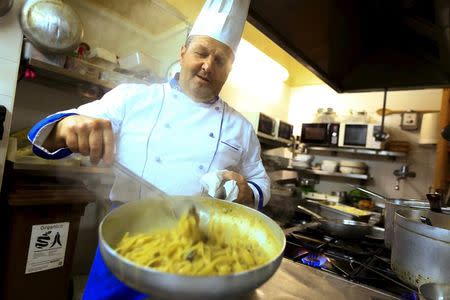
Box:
[291,154,314,169]
[339,160,368,174]
[321,160,338,172]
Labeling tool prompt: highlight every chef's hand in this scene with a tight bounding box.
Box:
[221,171,255,208]
[43,115,115,165]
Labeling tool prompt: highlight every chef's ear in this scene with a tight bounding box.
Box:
[180,45,187,61]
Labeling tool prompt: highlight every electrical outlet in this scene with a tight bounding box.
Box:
[401,112,418,130]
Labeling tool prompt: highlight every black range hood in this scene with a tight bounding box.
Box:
[248,0,450,92]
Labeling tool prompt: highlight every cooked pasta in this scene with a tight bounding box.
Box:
[115,208,270,276]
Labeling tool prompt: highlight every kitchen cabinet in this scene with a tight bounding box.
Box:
[433,88,450,193]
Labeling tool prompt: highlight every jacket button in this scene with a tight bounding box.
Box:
[215,106,220,111]
[209,132,215,138]
[164,123,170,129]
[198,165,204,171]
[155,156,161,163]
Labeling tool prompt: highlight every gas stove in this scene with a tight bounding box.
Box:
[283,216,419,300]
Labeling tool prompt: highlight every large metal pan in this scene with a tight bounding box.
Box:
[19,0,83,53]
[99,196,286,300]
[352,186,429,248]
[296,205,372,239]
[391,208,450,288]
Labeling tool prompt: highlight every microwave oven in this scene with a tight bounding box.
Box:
[241,112,277,137]
[275,119,294,142]
[300,123,340,146]
[338,123,385,149]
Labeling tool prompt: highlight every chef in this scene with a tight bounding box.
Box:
[28,0,269,298]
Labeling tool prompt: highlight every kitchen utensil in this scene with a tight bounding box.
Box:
[304,199,372,222]
[426,192,443,213]
[112,161,168,199]
[365,226,385,241]
[376,108,439,116]
[99,196,285,300]
[0,0,13,16]
[419,283,450,300]
[296,204,372,239]
[349,184,429,248]
[19,0,83,54]
[112,161,180,221]
[391,208,450,288]
[442,124,450,141]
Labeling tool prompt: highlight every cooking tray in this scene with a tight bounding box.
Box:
[302,199,372,222]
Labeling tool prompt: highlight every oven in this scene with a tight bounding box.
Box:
[300,123,339,146]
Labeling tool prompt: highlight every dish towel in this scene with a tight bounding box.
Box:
[200,170,239,201]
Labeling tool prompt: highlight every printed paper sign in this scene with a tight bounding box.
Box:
[25,222,70,274]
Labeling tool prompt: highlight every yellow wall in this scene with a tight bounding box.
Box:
[165,0,323,87]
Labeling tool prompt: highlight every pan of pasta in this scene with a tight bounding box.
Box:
[99,196,286,300]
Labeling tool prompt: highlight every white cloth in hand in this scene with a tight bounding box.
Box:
[200,170,239,201]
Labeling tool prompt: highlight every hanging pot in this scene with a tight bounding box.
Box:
[0,0,13,16]
[19,0,83,54]
[351,185,429,248]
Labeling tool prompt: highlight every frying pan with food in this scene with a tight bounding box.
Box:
[296,205,372,239]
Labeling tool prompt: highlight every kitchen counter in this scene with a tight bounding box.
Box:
[246,258,399,300]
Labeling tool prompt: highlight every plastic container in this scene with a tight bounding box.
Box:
[65,56,101,80]
[22,40,66,67]
[87,47,118,71]
[119,52,159,73]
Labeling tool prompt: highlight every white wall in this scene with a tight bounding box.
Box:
[66,0,188,79]
[288,84,442,199]
[0,0,24,187]
[220,76,291,121]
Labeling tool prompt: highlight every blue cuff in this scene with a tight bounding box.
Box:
[28,112,78,160]
[247,181,264,211]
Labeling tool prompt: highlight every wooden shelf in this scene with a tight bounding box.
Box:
[23,58,151,99]
[27,58,116,90]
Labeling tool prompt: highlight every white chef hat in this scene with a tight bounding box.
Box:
[188,0,251,54]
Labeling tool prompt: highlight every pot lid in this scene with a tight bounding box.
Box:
[19,0,83,54]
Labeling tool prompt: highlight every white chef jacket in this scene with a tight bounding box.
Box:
[28,79,270,208]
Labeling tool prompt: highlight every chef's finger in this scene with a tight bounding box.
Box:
[102,123,114,165]
[65,130,79,153]
[76,122,91,156]
[89,128,103,165]
[221,170,244,183]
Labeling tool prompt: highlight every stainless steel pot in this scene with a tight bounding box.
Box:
[391,208,450,288]
[99,196,286,300]
[0,0,13,16]
[352,186,428,248]
[384,199,429,248]
[19,0,83,53]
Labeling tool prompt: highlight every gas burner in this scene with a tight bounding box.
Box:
[301,253,327,268]
[284,221,419,299]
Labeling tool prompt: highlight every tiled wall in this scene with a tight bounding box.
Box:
[0,0,24,187]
